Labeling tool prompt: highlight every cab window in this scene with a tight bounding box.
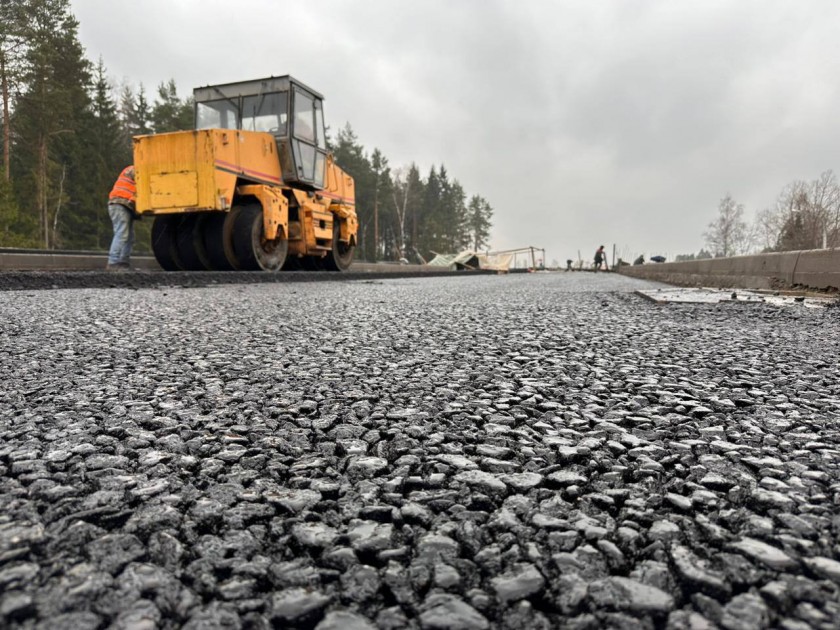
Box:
[242,92,288,134]
[196,100,238,129]
[294,90,315,142]
[314,100,326,149]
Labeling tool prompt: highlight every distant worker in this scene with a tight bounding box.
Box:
[633,255,645,265]
[594,245,607,272]
[566,259,573,272]
[107,165,137,271]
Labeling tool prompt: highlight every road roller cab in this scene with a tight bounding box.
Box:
[194,76,329,191]
[134,75,357,272]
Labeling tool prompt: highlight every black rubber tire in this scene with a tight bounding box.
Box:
[174,214,211,271]
[231,204,288,271]
[324,220,354,271]
[203,210,239,271]
[151,215,182,271]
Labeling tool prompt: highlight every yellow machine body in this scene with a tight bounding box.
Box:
[134,129,356,254]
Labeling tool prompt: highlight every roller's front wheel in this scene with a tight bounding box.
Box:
[324,221,354,271]
[231,204,288,271]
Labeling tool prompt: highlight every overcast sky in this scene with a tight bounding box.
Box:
[71,0,840,264]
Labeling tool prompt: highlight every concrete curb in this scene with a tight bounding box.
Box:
[0,251,161,271]
[619,248,840,291]
[0,250,455,274]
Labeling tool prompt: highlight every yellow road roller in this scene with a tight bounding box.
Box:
[134,76,357,271]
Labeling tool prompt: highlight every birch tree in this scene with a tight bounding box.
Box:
[704,194,750,257]
[757,174,840,251]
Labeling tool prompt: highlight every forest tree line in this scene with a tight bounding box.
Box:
[696,170,840,260]
[0,0,494,261]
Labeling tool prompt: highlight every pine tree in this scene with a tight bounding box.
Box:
[61,57,128,249]
[443,178,468,251]
[12,0,91,248]
[370,148,391,260]
[120,83,152,140]
[0,0,30,183]
[467,195,493,251]
[151,79,194,133]
[0,165,37,246]
[419,166,440,255]
[90,59,128,169]
[403,164,424,260]
[332,123,376,259]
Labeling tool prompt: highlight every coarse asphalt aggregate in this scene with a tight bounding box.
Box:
[1,272,839,629]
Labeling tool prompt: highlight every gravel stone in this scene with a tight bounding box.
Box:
[270,587,331,623]
[419,593,489,629]
[802,556,840,584]
[719,593,771,630]
[264,488,322,513]
[346,456,389,477]
[491,562,545,604]
[347,521,394,554]
[85,534,145,574]
[316,610,377,630]
[435,454,478,470]
[1,592,34,619]
[749,488,796,511]
[667,493,693,512]
[669,545,731,598]
[292,522,339,548]
[728,538,798,571]
[649,520,681,542]
[417,534,460,564]
[453,470,507,494]
[588,577,675,614]
[547,470,588,487]
[500,472,543,491]
[434,563,462,588]
[666,609,717,629]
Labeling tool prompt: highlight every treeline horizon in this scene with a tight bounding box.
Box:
[0,0,493,261]
[695,169,840,261]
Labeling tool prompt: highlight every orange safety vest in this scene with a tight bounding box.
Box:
[109,166,136,204]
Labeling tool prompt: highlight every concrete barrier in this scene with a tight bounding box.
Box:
[619,248,840,291]
[790,249,840,290]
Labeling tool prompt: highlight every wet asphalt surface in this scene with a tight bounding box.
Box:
[1,272,839,629]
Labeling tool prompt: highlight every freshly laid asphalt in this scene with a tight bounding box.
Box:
[1,272,839,629]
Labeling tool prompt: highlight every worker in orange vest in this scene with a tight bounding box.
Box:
[107,165,137,270]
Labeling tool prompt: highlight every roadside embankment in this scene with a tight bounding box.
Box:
[619,248,840,292]
[0,249,161,271]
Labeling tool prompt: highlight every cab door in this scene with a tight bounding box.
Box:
[290,87,327,189]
